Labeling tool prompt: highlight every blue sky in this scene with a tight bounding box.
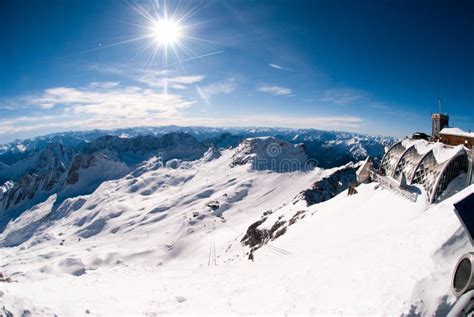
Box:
[0,0,472,143]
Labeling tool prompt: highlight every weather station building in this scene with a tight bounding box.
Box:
[376,100,474,203]
[430,99,474,147]
[439,128,474,148]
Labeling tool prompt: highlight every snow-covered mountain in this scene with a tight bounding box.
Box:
[3,127,470,316]
[0,127,394,226]
[0,142,74,183]
[0,131,471,315]
[0,133,208,231]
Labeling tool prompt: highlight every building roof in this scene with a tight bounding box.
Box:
[440,128,474,138]
[380,138,468,202]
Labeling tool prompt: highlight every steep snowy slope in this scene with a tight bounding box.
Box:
[0,134,472,315]
[0,133,208,229]
[0,142,74,183]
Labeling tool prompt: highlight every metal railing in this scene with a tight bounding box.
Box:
[371,171,418,202]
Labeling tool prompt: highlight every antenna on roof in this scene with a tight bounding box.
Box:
[438,97,442,114]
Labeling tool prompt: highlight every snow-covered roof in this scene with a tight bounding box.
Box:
[400,138,464,163]
[440,128,474,138]
[380,138,468,202]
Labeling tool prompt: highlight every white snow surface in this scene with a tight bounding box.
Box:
[0,147,473,316]
[432,144,465,163]
[401,138,466,163]
[440,127,474,138]
[402,138,433,155]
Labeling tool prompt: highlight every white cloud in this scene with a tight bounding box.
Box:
[258,84,293,96]
[23,82,196,119]
[268,63,293,72]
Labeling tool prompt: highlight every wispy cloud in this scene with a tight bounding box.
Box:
[137,74,205,89]
[197,78,236,104]
[368,101,391,111]
[258,84,292,96]
[319,88,367,106]
[367,101,424,119]
[268,63,294,72]
[0,99,26,111]
[89,81,121,89]
[86,63,205,91]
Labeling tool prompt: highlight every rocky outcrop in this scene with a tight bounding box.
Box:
[0,142,75,183]
[0,143,75,212]
[294,164,357,206]
[1,170,63,211]
[203,132,243,149]
[241,209,307,260]
[66,154,96,185]
[84,133,207,163]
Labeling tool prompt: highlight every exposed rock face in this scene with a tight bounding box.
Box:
[34,142,73,173]
[0,143,75,212]
[241,218,270,248]
[0,142,75,183]
[1,170,63,211]
[293,133,393,168]
[204,132,244,149]
[66,154,96,185]
[83,133,207,163]
[201,147,222,162]
[295,164,357,206]
[241,209,307,260]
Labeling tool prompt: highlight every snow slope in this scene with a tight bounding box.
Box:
[0,142,471,315]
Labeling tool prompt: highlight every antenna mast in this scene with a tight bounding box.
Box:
[438,97,442,114]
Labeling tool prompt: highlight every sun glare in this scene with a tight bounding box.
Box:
[152,19,181,46]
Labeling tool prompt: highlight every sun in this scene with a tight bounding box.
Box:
[151,18,182,46]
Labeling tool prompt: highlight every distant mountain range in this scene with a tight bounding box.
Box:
[0,126,396,167]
